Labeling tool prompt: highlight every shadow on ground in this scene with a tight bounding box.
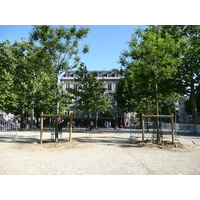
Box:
[0,133,143,148]
[0,136,39,144]
[72,136,143,148]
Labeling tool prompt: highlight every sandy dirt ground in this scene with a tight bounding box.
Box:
[1,129,200,175]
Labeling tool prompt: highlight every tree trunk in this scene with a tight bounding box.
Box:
[36,116,39,128]
[55,74,59,142]
[87,111,90,130]
[95,111,98,129]
[155,84,159,115]
[30,101,34,130]
[146,103,150,133]
[155,84,161,143]
[190,82,198,133]
[20,108,26,129]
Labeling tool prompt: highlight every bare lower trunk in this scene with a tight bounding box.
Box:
[30,101,34,130]
[87,111,89,130]
[55,74,59,142]
[155,84,161,143]
[155,84,159,116]
[20,108,26,129]
[95,112,98,129]
[190,82,198,133]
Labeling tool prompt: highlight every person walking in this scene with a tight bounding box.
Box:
[119,120,123,128]
[72,120,75,129]
[108,121,111,128]
[90,121,94,130]
[57,117,63,132]
[104,120,107,128]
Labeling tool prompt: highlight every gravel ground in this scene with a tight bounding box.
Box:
[1,129,200,175]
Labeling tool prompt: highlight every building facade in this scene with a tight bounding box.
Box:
[61,69,123,127]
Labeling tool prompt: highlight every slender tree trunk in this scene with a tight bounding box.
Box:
[36,116,39,128]
[95,111,98,129]
[155,84,159,116]
[20,107,26,129]
[87,111,89,130]
[155,84,161,143]
[30,73,36,130]
[190,81,198,133]
[55,74,59,142]
[30,100,34,130]
[145,101,149,132]
[20,109,24,129]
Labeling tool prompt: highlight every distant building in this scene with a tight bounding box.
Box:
[61,69,123,127]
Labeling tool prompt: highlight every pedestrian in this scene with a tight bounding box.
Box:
[104,120,107,128]
[90,121,94,130]
[57,117,63,132]
[106,121,109,128]
[119,120,123,128]
[108,121,111,128]
[72,120,75,129]
[114,122,118,130]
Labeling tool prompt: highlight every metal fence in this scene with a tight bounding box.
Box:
[0,119,19,139]
[130,122,174,141]
[130,122,200,142]
[175,123,200,134]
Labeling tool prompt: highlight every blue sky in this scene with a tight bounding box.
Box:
[0,25,147,71]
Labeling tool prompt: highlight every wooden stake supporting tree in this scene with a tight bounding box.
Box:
[40,113,73,144]
[142,114,175,144]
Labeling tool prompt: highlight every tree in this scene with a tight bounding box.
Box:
[0,37,64,129]
[117,26,183,142]
[184,91,200,117]
[0,40,17,112]
[180,26,200,127]
[117,26,182,114]
[116,67,156,115]
[30,25,90,140]
[69,64,113,129]
[150,25,200,131]
[14,39,56,128]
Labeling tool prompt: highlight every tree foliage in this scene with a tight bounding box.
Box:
[30,25,90,75]
[69,64,113,114]
[30,25,90,115]
[0,38,58,127]
[116,26,182,115]
[0,39,17,111]
[0,25,89,130]
[154,25,200,124]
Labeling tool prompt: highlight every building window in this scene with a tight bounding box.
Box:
[66,84,70,90]
[108,84,112,91]
[102,73,107,77]
[74,84,78,90]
